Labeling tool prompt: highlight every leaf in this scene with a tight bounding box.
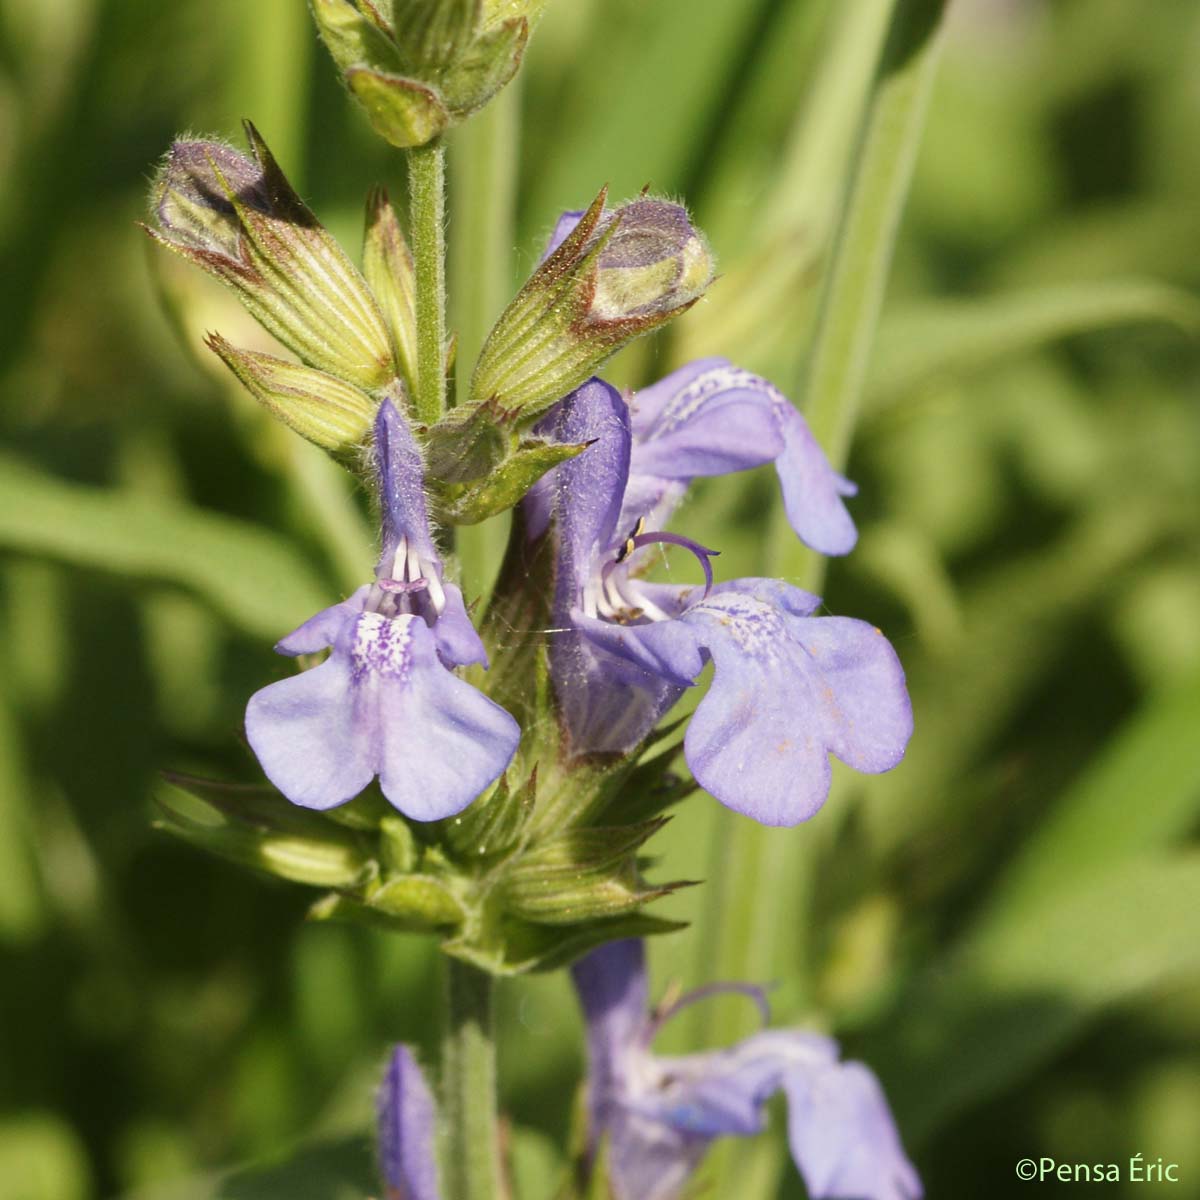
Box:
[122,1137,375,1200]
[793,0,950,491]
[522,0,776,226]
[0,691,46,944]
[861,855,1200,1144]
[866,279,1200,410]
[985,671,1200,919]
[701,0,950,1033]
[0,453,329,640]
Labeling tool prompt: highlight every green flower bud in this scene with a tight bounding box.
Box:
[470,189,715,421]
[364,874,467,927]
[206,333,377,452]
[362,186,419,393]
[147,122,397,390]
[310,0,537,149]
[155,774,374,889]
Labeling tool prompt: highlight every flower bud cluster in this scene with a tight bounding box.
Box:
[147,124,418,453]
[310,0,547,148]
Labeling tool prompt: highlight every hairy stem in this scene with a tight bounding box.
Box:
[408,140,448,426]
[440,957,501,1200]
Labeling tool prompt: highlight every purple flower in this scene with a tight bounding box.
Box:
[532,379,911,826]
[541,213,856,556]
[377,1045,441,1200]
[245,399,520,819]
[572,940,922,1200]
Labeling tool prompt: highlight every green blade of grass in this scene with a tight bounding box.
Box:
[0,453,328,640]
[866,279,1200,411]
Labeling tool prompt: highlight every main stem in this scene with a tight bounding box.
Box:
[440,958,501,1200]
[408,140,448,427]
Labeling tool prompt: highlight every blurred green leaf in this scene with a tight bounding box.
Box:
[124,1137,374,1200]
[866,279,1200,410]
[0,453,328,639]
[0,1112,91,1200]
[0,689,46,944]
[866,855,1200,1143]
[701,0,950,1053]
[522,0,775,226]
[987,671,1200,918]
[795,0,949,488]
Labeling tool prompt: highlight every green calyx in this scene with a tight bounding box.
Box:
[147,122,398,393]
[423,400,591,524]
[470,188,715,421]
[157,720,694,976]
[310,0,539,148]
[206,334,377,453]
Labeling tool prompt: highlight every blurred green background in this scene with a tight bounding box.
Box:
[2,0,1200,1197]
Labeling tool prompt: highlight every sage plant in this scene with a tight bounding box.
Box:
[147,4,920,1197]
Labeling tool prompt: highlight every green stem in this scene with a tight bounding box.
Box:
[440,957,501,1200]
[408,140,449,426]
[698,6,948,1194]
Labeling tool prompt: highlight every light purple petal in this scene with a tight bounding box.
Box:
[706,576,822,618]
[676,587,911,825]
[572,940,650,1083]
[784,1059,923,1200]
[541,209,586,261]
[628,358,728,434]
[615,475,687,540]
[607,1116,707,1200]
[434,581,488,668]
[537,380,679,752]
[554,631,685,755]
[372,615,520,821]
[274,585,370,655]
[247,611,518,819]
[541,378,631,570]
[775,403,859,556]
[245,646,375,811]
[629,360,785,481]
[783,617,913,776]
[574,604,705,688]
[377,1046,441,1200]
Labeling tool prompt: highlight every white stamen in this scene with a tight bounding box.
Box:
[623,581,671,622]
[405,540,423,585]
[390,536,409,582]
[424,565,446,615]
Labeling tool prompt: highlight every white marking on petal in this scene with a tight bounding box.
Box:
[351,612,416,680]
[653,366,779,437]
